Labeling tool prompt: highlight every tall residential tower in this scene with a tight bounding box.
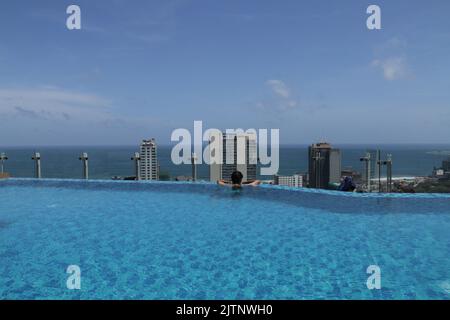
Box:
[139,139,158,180]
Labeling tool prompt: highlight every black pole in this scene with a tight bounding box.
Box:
[378,150,381,192]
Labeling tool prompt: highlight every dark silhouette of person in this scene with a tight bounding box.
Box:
[218,170,260,189]
[338,176,356,192]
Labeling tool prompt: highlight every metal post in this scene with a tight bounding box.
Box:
[131,152,141,181]
[0,152,8,174]
[191,153,198,182]
[378,154,393,193]
[377,159,383,193]
[377,150,381,193]
[32,152,41,179]
[387,154,393,193]
[367,153,371,192]
[79,152,89,180]
[360,152,371,192]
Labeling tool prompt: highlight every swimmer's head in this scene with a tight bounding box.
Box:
[231,171,243,185]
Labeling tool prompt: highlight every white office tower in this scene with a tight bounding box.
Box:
[274,174,303,188]
[210,132,257,183]
[139,139,158,180]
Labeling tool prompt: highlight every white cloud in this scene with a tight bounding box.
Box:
[0,87,112,122]
[0,87,109,108]
[263,80,299,111]
[371,38,413,81]
[0,87,167,145]
[371,57,410,81]
[266,79,291,99]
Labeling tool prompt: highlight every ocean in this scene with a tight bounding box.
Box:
[1,145,450,180]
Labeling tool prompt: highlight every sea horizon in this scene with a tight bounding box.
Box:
[2,143,450,148]
[2,144,450,180]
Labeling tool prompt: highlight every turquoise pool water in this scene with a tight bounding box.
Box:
[0,179,449,300]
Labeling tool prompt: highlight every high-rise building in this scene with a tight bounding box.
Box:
[139,139,158,180]
[329,149,341,184]
[443,158,450,172]
[308,142,341,189]
[210,132,257,183]
[274,174,303,188]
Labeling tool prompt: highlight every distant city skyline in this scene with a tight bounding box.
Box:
[1,0,450,146]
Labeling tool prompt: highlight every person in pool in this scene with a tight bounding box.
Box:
[217,170,261,189]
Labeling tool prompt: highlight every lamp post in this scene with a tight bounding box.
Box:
[386,154,393,193]
[376,150,381,192]
[0,152,8,174]
[131,152,141,181]
[360,152,371,192]
[377,154,393,193]
[31,152,41,179]
[191,152,198,182]
[79,152,89,180]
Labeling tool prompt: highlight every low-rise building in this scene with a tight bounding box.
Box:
[274,174,303,188]
[433,168,445,177]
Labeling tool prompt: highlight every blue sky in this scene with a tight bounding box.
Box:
[0,0,449,146]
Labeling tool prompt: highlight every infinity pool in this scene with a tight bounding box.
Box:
[1,179,449,299]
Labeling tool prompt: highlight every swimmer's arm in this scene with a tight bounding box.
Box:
[242,180,261,186]
[217,179,230,186]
